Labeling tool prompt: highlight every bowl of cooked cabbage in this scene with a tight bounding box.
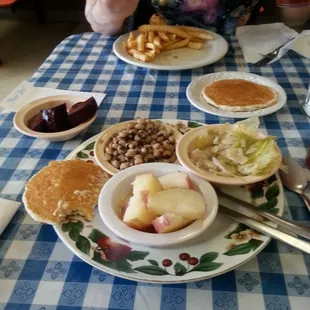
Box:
[176,118,282,186]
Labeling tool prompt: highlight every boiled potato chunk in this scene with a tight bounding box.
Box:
[132,173,162,198]
[158,172,192,190]
[152,213,193,233]
[147,188,205,220]
[123,195,156,231]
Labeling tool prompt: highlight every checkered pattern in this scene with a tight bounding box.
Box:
[0,32,309,310]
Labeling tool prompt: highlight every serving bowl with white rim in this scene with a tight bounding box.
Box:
[94,120,183,175]
[176,123,282,186]
[98,163,218,247]
[13,95,97,142]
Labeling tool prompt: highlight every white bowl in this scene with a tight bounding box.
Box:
[98,163,218,247]
[13,95,97,142]
[94,120,183,175]
[176,123,282,186]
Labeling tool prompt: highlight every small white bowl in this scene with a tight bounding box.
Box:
[176,123,282,186]
[13,95,97,142]
[98,163,218,247]
[94,120,183,175]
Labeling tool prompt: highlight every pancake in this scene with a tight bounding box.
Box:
[23,160,109,224]
[202,79,278,112]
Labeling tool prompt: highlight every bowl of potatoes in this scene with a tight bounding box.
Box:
[98,163,218,247]
[94,118,183,175]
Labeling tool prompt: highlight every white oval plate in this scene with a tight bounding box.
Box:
[99,163,218,247]
[113,30,228,71]
[53,120,284,284]
[186,72,287,118]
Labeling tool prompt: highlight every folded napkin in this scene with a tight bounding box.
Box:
[236,23,302,64]
[0,198,20,236]
[0,81,106,112]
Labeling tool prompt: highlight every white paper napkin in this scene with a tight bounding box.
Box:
[0,81,106,112]
[0,198,20,236]
[236,23,299,64]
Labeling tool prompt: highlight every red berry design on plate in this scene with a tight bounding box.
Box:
[162,259,172,267]
[179,253,190,261]
[90,151,94,156]
[87,160,93,164]
[188,257,199,265]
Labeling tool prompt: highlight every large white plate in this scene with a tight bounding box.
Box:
[186,72,287,118]
[113,30,228,71]
[53,120,284,284]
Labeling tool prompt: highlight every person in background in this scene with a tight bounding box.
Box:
[85,0,263,36]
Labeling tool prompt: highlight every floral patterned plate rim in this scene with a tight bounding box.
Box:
[53,119,284,284]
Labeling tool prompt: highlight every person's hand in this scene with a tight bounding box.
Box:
[85,0,139,35]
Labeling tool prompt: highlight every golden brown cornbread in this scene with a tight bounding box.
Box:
[23,160,109,224]
[202,79,278,112]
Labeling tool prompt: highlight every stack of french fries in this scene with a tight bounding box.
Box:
[123,14,213,63]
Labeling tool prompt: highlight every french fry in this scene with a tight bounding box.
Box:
[138,25,192,39]
[186,31,212,40]
[187,41,203,50]
[132,50,150,62]
[145,42,160,54]
[144,49,156,60]
[127,40,137,49]
[180,26,213,39]
[128,32,136,41]
[150,14,166,25]
[162,39,180,50]
[168,33,177,41]
[137,34,146,52]
[122,41,128,48]
[128,49,135,55]
[158,31,170,42]
[153,36,163,49]
[148,31,155,43]
[163,39,189,51]
[190,37,203,43]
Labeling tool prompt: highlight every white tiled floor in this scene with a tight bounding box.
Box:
[0,20,88,101]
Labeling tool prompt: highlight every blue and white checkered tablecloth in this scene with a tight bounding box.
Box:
[0,32,310,310]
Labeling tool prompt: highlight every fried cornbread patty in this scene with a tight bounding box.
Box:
[202,79,278,112]
[23,160,109,224]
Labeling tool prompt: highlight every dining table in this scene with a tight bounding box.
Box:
[0,32,310,310]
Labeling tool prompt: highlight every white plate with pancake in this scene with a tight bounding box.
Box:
[186,72,287,118]
[113,30,228,71]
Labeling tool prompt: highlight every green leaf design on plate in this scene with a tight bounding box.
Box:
[266,184,280,201]
[200,252,218,263]
[174,262,187,276]
[225,223,249,239]
[88,228,107,243]
[72,221,84,232]
[76,235,91,254]
[251,187,264,200]
[62,222,73,232]
[84,142,95,151]
[148,260,159,266]
[188,121,203,128]
[77,151,89,159]
[92,250,136,273]
[258,197,278,210]
[126,251,149,262]
[267,175,277,185]
[69,228,80,241]
[114,260,135,273]
[249,238,264,250]
[268,207,279,214]
[190,262,223,272]
[134,265,169,275]
[223,242,253,256]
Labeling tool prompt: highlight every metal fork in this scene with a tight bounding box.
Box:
[300,83,310,117]
[253,37,295,67]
